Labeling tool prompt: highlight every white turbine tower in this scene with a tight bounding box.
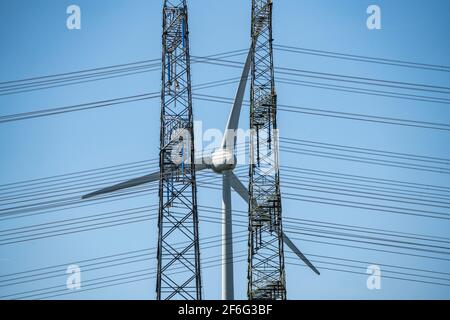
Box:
[82,46,319,300]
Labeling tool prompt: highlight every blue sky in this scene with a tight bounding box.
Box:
[0,0,449,299]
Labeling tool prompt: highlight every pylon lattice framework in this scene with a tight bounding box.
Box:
[156,0,202,300]
[248,0,287,300]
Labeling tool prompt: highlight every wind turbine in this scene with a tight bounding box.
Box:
[81,46,319,300]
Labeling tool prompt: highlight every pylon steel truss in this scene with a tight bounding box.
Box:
[248,0,286,300]
[157,0,202,300]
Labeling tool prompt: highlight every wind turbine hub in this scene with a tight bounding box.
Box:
[210,148,236,173]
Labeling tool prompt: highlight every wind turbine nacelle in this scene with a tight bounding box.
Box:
[210,149,237,173]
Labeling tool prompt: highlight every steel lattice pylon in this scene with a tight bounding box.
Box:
[157,0,202,300]
[248,0,286,300]
[80,0,319,301]
[81,0,318,300]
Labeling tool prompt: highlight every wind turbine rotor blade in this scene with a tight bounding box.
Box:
[229,172,319,275]
[82,157,212,200]
[221,47,253,150]
[81,172,160,199]
[229,172,249,202]
[283,232,320,275]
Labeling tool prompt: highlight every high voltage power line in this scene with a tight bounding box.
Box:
[0,175,448,264]
[1,196,449,250]
[1,203,449,260]
[3,256,450,300]
[1,228,448,287]
[5,254,447,300]
[0,77,241,123]
[4,166,450,209]
[193,93,450,131]
[1,190,448,296]
[2,153,449,195]
[3,164,449,216]
[1,40,449,299]
[2,165,449,222]
[1,231,449,300]
[2,44,449,94]
[0,49,247,96]
[2,203,449,248]
[187,56,450,105]
[3,88,450,132]
[1,228,449,299]
[1,48,450,126]
[273,44,450,73]
[0,45,450,92]
[1,142,449,220]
